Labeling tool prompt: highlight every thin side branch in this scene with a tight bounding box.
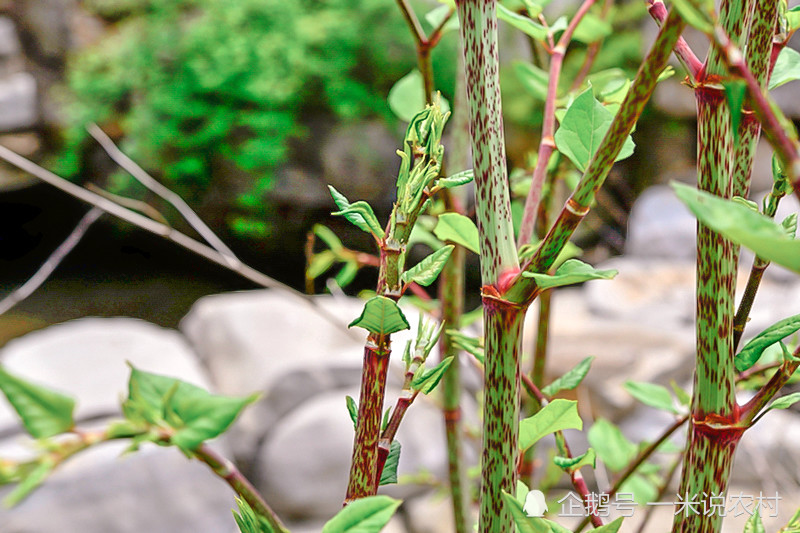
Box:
[0,143,356,336]
[518,0,598,247]
[87,124,240,269]
[0,207,103,315]
[646,0,703,79]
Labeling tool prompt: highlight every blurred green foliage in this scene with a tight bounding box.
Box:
[58,0,457,236]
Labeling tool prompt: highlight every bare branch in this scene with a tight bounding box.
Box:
[0,143,357,336]
[0,207,103,315]
[87,124,240,269]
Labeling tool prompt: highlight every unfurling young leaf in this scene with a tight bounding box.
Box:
[233,497,276,533]
[764,392,800,413]
[348,296,411,336]
[554,448,596,474]
[624,381,680,414]
[388,70,451,123]
[522,259,618,289]
[734,314,800,372]
[322,495,401,533]
[3,457,55,507]
[519,399,583,453]
[379,440,401,486]
[346,395,358,429]
[541,356,594,397]
[401,245,454,287]
[0,366,75,439]
[411,356,454,394]
[554,88,636,172]
[433,213,480,254]
[313,224,343,252]
[332,201,385,239]
[673,183,800,273]
[744,508,765,533]
[496,3,549,41]
[435,169,474,190]
[587,419,637,473]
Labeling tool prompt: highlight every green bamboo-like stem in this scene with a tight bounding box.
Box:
[517,0,598,247]
[672,0,747,529]
[506,8,687,306]
[731,0,776,199]
[456,1,523,531]
[480,299,526,533]
[456,0,519,286]
[439,243,469,533]
[346,341,391,500]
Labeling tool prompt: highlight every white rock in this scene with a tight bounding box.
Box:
[256,388,450,520]
[0,17,21,58]
[0,441,237,533]
[0,317,211,432]
[0,72,37,131]
[626,185,696,260]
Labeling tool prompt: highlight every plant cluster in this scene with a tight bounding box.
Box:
[2,0,800,533]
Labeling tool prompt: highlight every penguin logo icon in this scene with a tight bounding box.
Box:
[524,489,548,517]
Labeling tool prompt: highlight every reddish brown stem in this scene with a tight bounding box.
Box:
[646,0,703,78]
[518,0,598,246]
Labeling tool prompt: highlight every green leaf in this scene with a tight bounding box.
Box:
[307,250,337,279]
[724,80,747,144]
[335,261,360,288]
[346,395,358,429]
[571,13,612,44]
[519,399,583,452]
[515,61,549,101]
[388,70,450,123]
[313,224,343,252]
[332,201,385,239]
[670,0,714,33]
[322,495,402,533]
[591,517,625,532]
[447,330,484,364]
[672,182,800,273]
[328,186,373,236]
[541,356,594,397]
[436,169,474,189]
[433,213,480,254]
[744,508,765,533]
[587,419,636,472]
[522,259,617,289]
[233,498,275,533]
[0,366,75,439]
[497,4,548,41]
[670,380,691,407]
[401,245,455,286]
[765,392,800,412]
[124,366,257,453]
[554,448,596,473]
[769,48,800,90]
[786,5,800,33]
[3,459,54,507]
[379,440,401,486]
[735,314,800,372]
[781,507,800,531]
[554,88,635,172]
[348,296,411,335]
[502,492,572,533]
[623,381,679,414]
[411,356,454,394]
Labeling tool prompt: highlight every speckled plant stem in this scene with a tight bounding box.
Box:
[672,1,756,530]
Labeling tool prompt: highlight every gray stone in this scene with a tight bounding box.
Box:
[0,317,211,430]
[0,17,21,58]
[256,388,450,520]
[0,72,37,131]
[16,0,75,58]
[0,441,237,533]
[626,184,696,260]
[321,121,400,206]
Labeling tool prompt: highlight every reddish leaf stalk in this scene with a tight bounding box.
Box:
[646,0,703,79]
[517,0,598,247]
[740,346,800,426]
[520,374,603,528]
